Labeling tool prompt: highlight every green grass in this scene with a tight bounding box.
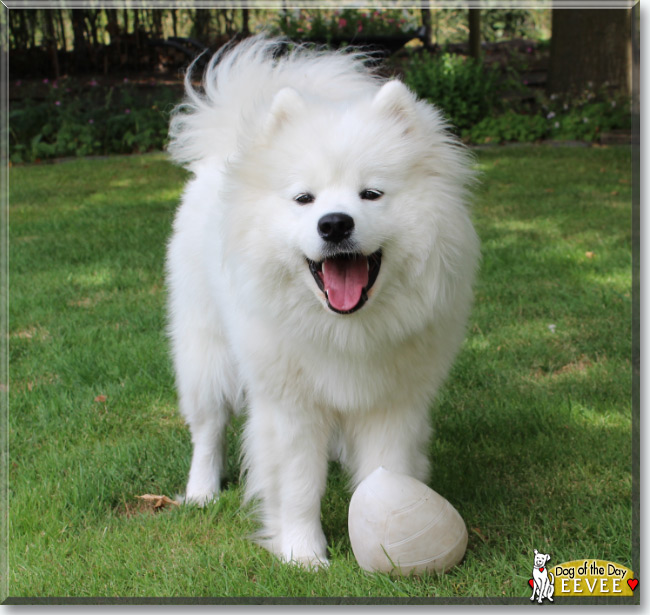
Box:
[8,146,634,600]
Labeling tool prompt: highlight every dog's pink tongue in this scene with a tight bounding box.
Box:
[322,257,368,312]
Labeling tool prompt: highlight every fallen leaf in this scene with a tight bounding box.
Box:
[136,494,180,510]
[585,251,594,259]
[94,395,107,403]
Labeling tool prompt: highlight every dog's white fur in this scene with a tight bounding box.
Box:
[166,36,479,567]
[531,549,555,603]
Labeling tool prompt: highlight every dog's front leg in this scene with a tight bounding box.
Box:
[537,580,547,603]
[530,580,539,601]
[340,403,432,489]
[243,397,331,568]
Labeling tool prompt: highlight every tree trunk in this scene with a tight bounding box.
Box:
[242,8,250,36]
[56,9,67,52]
[548,8,632,96]
[468,9,481,61]
[43,9,60,79]
[192,9,211,43]
[420,1,431,47]
[70,9,88,71]
[152,9,163,39]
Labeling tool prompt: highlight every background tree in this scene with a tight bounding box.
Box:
[421,1,432,47]
[468,9,481,61]
[548,8,632,96]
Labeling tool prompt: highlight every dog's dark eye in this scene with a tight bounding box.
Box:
[294,193,315,205]
[360,189,383,201]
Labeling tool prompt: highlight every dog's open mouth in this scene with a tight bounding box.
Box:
[307,249,382,314]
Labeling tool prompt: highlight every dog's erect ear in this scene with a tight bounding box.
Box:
[371,80,417,130]
[264,87,305,136]
[545,554,551,564]
[534,549,539,556]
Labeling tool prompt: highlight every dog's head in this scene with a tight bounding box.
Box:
[534,549,551,568]
[222,79,477,327]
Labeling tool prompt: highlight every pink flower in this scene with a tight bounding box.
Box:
[357,23,363,33]
[338,17,347,28]
[123,77,129,83]
[124,108,131,114]
[297,27,304,33]
[52,82,58,89]
[89,79,98,86]
[54,100,61,106]
[42,78,49,84]
[88,119,94,124]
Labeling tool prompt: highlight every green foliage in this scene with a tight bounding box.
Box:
[403,52,503,132]
[543,88,631,142]
[274,8,420,42]
[482,9,537,41]
[465,111,548,144]
[10,79,177,163]
[8,56,632,164]
[465,85,631,145]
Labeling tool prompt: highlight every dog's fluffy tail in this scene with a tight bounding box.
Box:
[167,34,383,171]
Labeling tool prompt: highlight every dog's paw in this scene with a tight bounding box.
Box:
[281,539,329,570]
[259,526,328,571]
[284,552,330,571]
[179,490,219,507]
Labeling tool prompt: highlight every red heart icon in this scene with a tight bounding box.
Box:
[627,579,638,591]
[528,579,534,588]
[539,567,544,572]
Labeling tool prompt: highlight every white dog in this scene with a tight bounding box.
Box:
[531,549,555,603]
[165,36,479,568]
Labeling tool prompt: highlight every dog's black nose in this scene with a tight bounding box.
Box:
[318,213,354,244]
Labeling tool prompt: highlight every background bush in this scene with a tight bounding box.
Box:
[10,79,177,163]
[403,52,504,132]
[9,46,631,163]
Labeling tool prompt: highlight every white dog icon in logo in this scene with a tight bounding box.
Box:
[530,549,555,603]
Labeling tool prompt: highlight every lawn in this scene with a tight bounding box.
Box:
[7,146,634,602]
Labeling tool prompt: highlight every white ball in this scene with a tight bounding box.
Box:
[348,467,468,576]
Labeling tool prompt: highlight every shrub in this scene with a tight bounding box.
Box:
[463,90,630,145]
[543,88,631,142]
[10,78,176,163]
[402,52,503,132]
[465,111,548,144]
